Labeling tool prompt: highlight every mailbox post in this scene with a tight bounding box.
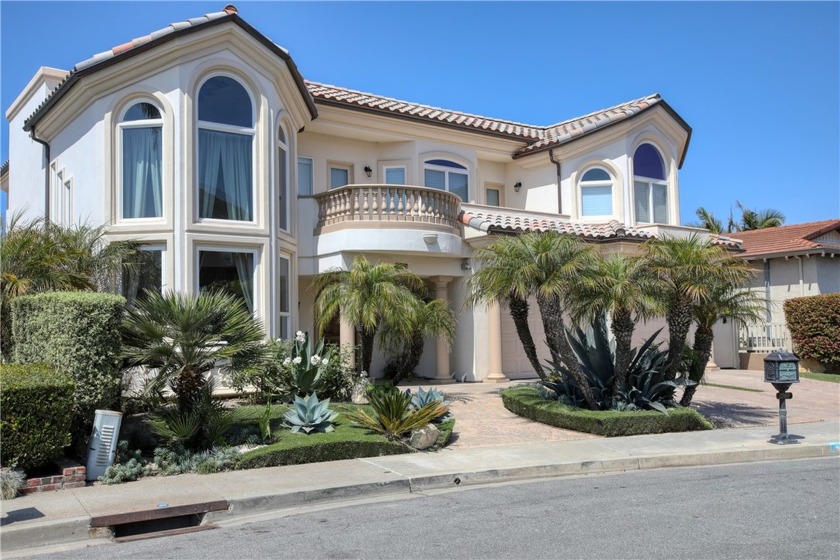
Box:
[764,351,803,445]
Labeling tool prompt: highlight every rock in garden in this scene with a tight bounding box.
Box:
[409,424,440,450]
[351,379,370,404]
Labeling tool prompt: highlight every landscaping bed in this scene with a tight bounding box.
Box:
[501,386,713,437]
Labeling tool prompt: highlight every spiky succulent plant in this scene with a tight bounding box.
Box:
[409,387,451,423]
[283,393,338,434]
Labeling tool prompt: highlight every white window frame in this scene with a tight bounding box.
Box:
[423,159,469,200]
[485,182,504,207]
[195,74,257,224]
[194,245,260,314]
[383,165,407,185]
[634,178,669,224]
[298,156,314,197]
[578,167,614,218]
[117,101,164,222]
[328,161,354,189]
[49,164,72,226]
[278,125,289,232]
[121,243,165,303]
[277,252,292,339]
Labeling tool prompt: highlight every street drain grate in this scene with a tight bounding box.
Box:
[90,500,228,543]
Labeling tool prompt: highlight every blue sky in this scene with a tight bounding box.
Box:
[2,1,838,226]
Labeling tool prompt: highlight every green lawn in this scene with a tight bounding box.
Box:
[801,372,840,383]
[705,382,763,393]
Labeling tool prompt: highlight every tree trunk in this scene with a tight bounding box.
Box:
[664,296,694,381]
[536,293,598,410]
[391,331,425,385]
[611,308,635,392]
[359,329,376,377]
[171,368,205,411]
[508,295,545,380]
[680,325,714,406]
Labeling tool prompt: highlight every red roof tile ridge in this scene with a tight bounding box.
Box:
[544,93,661,130]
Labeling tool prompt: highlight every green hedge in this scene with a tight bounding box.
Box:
[10,291,126,417]
[0,364,74,471]
[784,293,840,369]
[501,386,713,437]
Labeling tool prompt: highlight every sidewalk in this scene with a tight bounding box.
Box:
[2,372,839,556]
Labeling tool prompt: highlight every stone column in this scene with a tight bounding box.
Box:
[484,301,508,383]
[340,311,355,368]
[431,276,453,381]
[705,343,720,372]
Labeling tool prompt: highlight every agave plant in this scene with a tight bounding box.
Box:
[283,332,336,396]
[409,387,451,423]
[344,385,448,441]
[283,393,338,434]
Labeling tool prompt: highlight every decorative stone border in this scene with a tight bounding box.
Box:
[22,460,86,494]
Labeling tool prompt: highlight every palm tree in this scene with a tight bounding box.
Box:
[313,255,426,376]
[688,207,724,234]
[468,231,597,408]
[679,281,764,406]
[380,298,457,384]
[567,252,659,392]
[121,290,266,411]
[732,201,785,232]
[640,234,752,381]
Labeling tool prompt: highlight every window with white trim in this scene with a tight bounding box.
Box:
[120,102,162,219]
[384,166,406,185]
[198,249,256,314]
[298,156,313,196]
[278,254,291,339]
[278,126,289,231]
[633,143,668,224]
[579,167,613,217]
[329,162,353,189]
[424,159,468,200]
[122,245,163,306]
[50,164,72,226]
[197,76,254,221]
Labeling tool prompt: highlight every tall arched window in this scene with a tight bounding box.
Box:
[579,167,613,217]
[120,101,162,219]
[278,125,289,231]
[633,143,668,224]
[424,159,468,200]
[197,76,254,221]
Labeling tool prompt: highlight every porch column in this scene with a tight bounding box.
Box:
[431,276,452,381]
[340,311,355,368]
[705,344,720,372]
[484,301,508,383]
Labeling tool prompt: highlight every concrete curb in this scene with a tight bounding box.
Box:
[2,441,837,556]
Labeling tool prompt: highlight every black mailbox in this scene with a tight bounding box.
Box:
[764,351,800,384]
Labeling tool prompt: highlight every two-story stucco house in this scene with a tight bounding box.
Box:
[6,5,715,382]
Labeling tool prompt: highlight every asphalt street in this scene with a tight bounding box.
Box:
[39,457,840,560]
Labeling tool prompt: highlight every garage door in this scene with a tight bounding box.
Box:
[501,298,551,379]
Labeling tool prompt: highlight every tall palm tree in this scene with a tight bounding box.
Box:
[640,234,753,381]
[380,297,457,384]
[468,231,597,408]
[679,281,764,406]
[732,201,785,231]
[313,255,426,376]
[122,290,266,411]
[689,207,724,234]
[567,252,659,391]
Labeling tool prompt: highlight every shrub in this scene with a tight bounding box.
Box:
[502,386,712,437]
[1,468,26,499]
[0,364,74,471]
[784,294,840,368]
[10,292,125,423]
[283,393,338,434]
[344,385,448,440]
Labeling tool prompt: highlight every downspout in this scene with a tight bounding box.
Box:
[29,126,51,224]
[549,148,562,215]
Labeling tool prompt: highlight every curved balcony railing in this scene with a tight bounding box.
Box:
[315,184,461,232]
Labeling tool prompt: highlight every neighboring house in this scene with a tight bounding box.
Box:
[6,5,719,381]
[727,220,840,369]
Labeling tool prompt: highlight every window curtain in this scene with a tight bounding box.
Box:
[233,253,254,314]
[123,127,162,218]
[199,129,252,220]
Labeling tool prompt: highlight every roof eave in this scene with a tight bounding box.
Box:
[23,13,317,132]
[740,248,840,261]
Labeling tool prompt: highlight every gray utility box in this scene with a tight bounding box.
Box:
[764,351,800,384]
[86,410,123,481]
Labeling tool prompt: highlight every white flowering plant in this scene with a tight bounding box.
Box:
[281,331,336,396]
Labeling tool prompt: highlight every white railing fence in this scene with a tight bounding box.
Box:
[739,322,792,353]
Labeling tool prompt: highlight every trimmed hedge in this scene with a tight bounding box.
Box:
[501,386,713,437]
[784,293,840,369]
[10,291,126,417]
[0,364,74,471]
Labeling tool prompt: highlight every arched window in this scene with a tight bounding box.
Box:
[424,159,468,201]
[120,101,162,219]
[278,125,289,231]
[579,167,613,217]
[633,143,668,224]
[197,76,254,221]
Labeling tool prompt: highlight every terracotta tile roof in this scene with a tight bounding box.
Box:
[731,220,840,258]
[458,206,657,242]
[24,5,316,131]
[306,81,544,141]
[0,160,8,176]
[513,94,663,158]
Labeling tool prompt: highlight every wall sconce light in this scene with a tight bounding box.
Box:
[461,258,472,271]
[514,182,522,192]
[364,166,373,178]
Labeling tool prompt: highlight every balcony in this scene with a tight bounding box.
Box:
[314,184,461,234]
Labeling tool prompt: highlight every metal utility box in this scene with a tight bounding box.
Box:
[86,410,123,481]
[764,351,800,384]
